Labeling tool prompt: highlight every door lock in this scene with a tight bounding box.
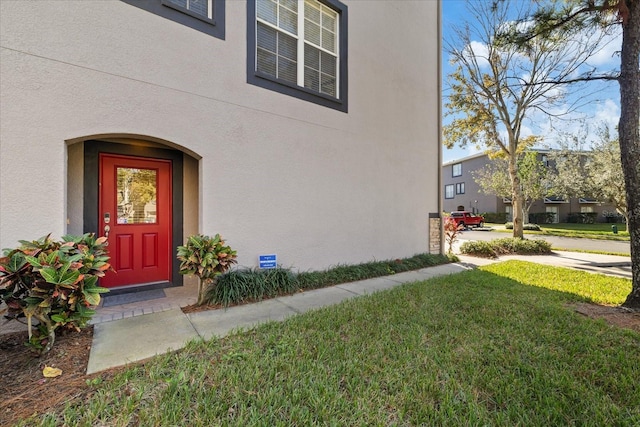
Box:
[103,212,111,240]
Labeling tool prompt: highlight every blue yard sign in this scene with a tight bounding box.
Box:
[259,254,277,269]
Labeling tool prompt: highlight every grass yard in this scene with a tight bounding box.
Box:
[488,222,629,241]
[540,222,628,238]
[540,223,627,233]
[27,261,639,426]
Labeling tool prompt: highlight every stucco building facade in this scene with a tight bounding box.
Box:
[1,0,442,290]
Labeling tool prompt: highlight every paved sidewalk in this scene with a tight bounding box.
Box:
[86,263,469,374]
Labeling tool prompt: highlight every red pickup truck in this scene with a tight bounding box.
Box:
[450,211,484,228]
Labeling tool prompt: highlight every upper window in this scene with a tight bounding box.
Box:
[456,182,465,194]
[122,1,224,40]
[445,185,455,199]
[452,163,462,177]
[163,0,215,21]
[248,0,348,112]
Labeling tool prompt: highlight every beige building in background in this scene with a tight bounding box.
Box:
[0,0,442,291]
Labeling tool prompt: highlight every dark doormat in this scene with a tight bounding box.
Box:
[102,289,166,307]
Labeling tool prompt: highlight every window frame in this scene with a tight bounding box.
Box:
[452,163,462,177]
[162,0,216,23]
[445,184,455,199]
[247,0,348,112]
[121,0,225,40]
[456,182,465,195]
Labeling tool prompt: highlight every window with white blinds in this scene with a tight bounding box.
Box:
[163,0,214,21]
[256,0,339,98]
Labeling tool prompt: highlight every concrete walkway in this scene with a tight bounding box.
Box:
[86,263,469,374]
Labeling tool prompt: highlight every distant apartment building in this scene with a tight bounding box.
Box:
[442,152,621,223]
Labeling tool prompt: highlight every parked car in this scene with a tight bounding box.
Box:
[450,211,484,228]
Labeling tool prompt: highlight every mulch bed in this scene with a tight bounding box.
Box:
[0,326,122,426]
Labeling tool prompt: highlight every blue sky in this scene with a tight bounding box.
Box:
[440,0,622,164]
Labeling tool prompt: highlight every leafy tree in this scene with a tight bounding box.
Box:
[589,127,628,226]
[443,0,606,238]
[547,126,597,208]
[473,157,513,200]
[499,0,639,308]
[474,151,552,223]
[549,124,628,228]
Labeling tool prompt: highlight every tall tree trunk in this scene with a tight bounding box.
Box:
[621,0,640,309]
[509,155,524,238]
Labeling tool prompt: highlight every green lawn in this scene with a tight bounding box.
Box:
[30,261,639,426]
[488,222,630,241]
[540,222,626,232]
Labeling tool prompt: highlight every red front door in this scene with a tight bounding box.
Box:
[99,154,172,288]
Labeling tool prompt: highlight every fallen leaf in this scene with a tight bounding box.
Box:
[43,366,62,378]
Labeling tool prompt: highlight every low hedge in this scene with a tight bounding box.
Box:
[460,237,552,258]
[567,212,598,224]
[481,212,508,223]
[529,212,557,224]
[206,253,451,306]
[504,222,542,231]
[458,240,497,258]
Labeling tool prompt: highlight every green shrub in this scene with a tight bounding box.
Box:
[488,237,517,255]
[528,212,557,224]
[508,238,552,254]
[504,222,541,231]
[0,234,111,354]
[459,240,497,258]
[566,212,598,224]
[461,237,551,257]
[482,212,508,223]
[490,237,550,254]
[210,267,298,307]
[177,234,237,305]
[297,253,450,290]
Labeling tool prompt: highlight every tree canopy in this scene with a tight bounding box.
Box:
[549,123,628,227]
[474,151,552,222]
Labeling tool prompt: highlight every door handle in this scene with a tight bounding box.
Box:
[103,212,111,241]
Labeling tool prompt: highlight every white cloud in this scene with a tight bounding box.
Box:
[594,99,620,129]
[585,28,622,67]
[463,40,490,69]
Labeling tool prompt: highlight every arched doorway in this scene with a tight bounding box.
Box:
[79,139,188,290]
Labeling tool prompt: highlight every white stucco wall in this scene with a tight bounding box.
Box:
[0,0,441,271]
